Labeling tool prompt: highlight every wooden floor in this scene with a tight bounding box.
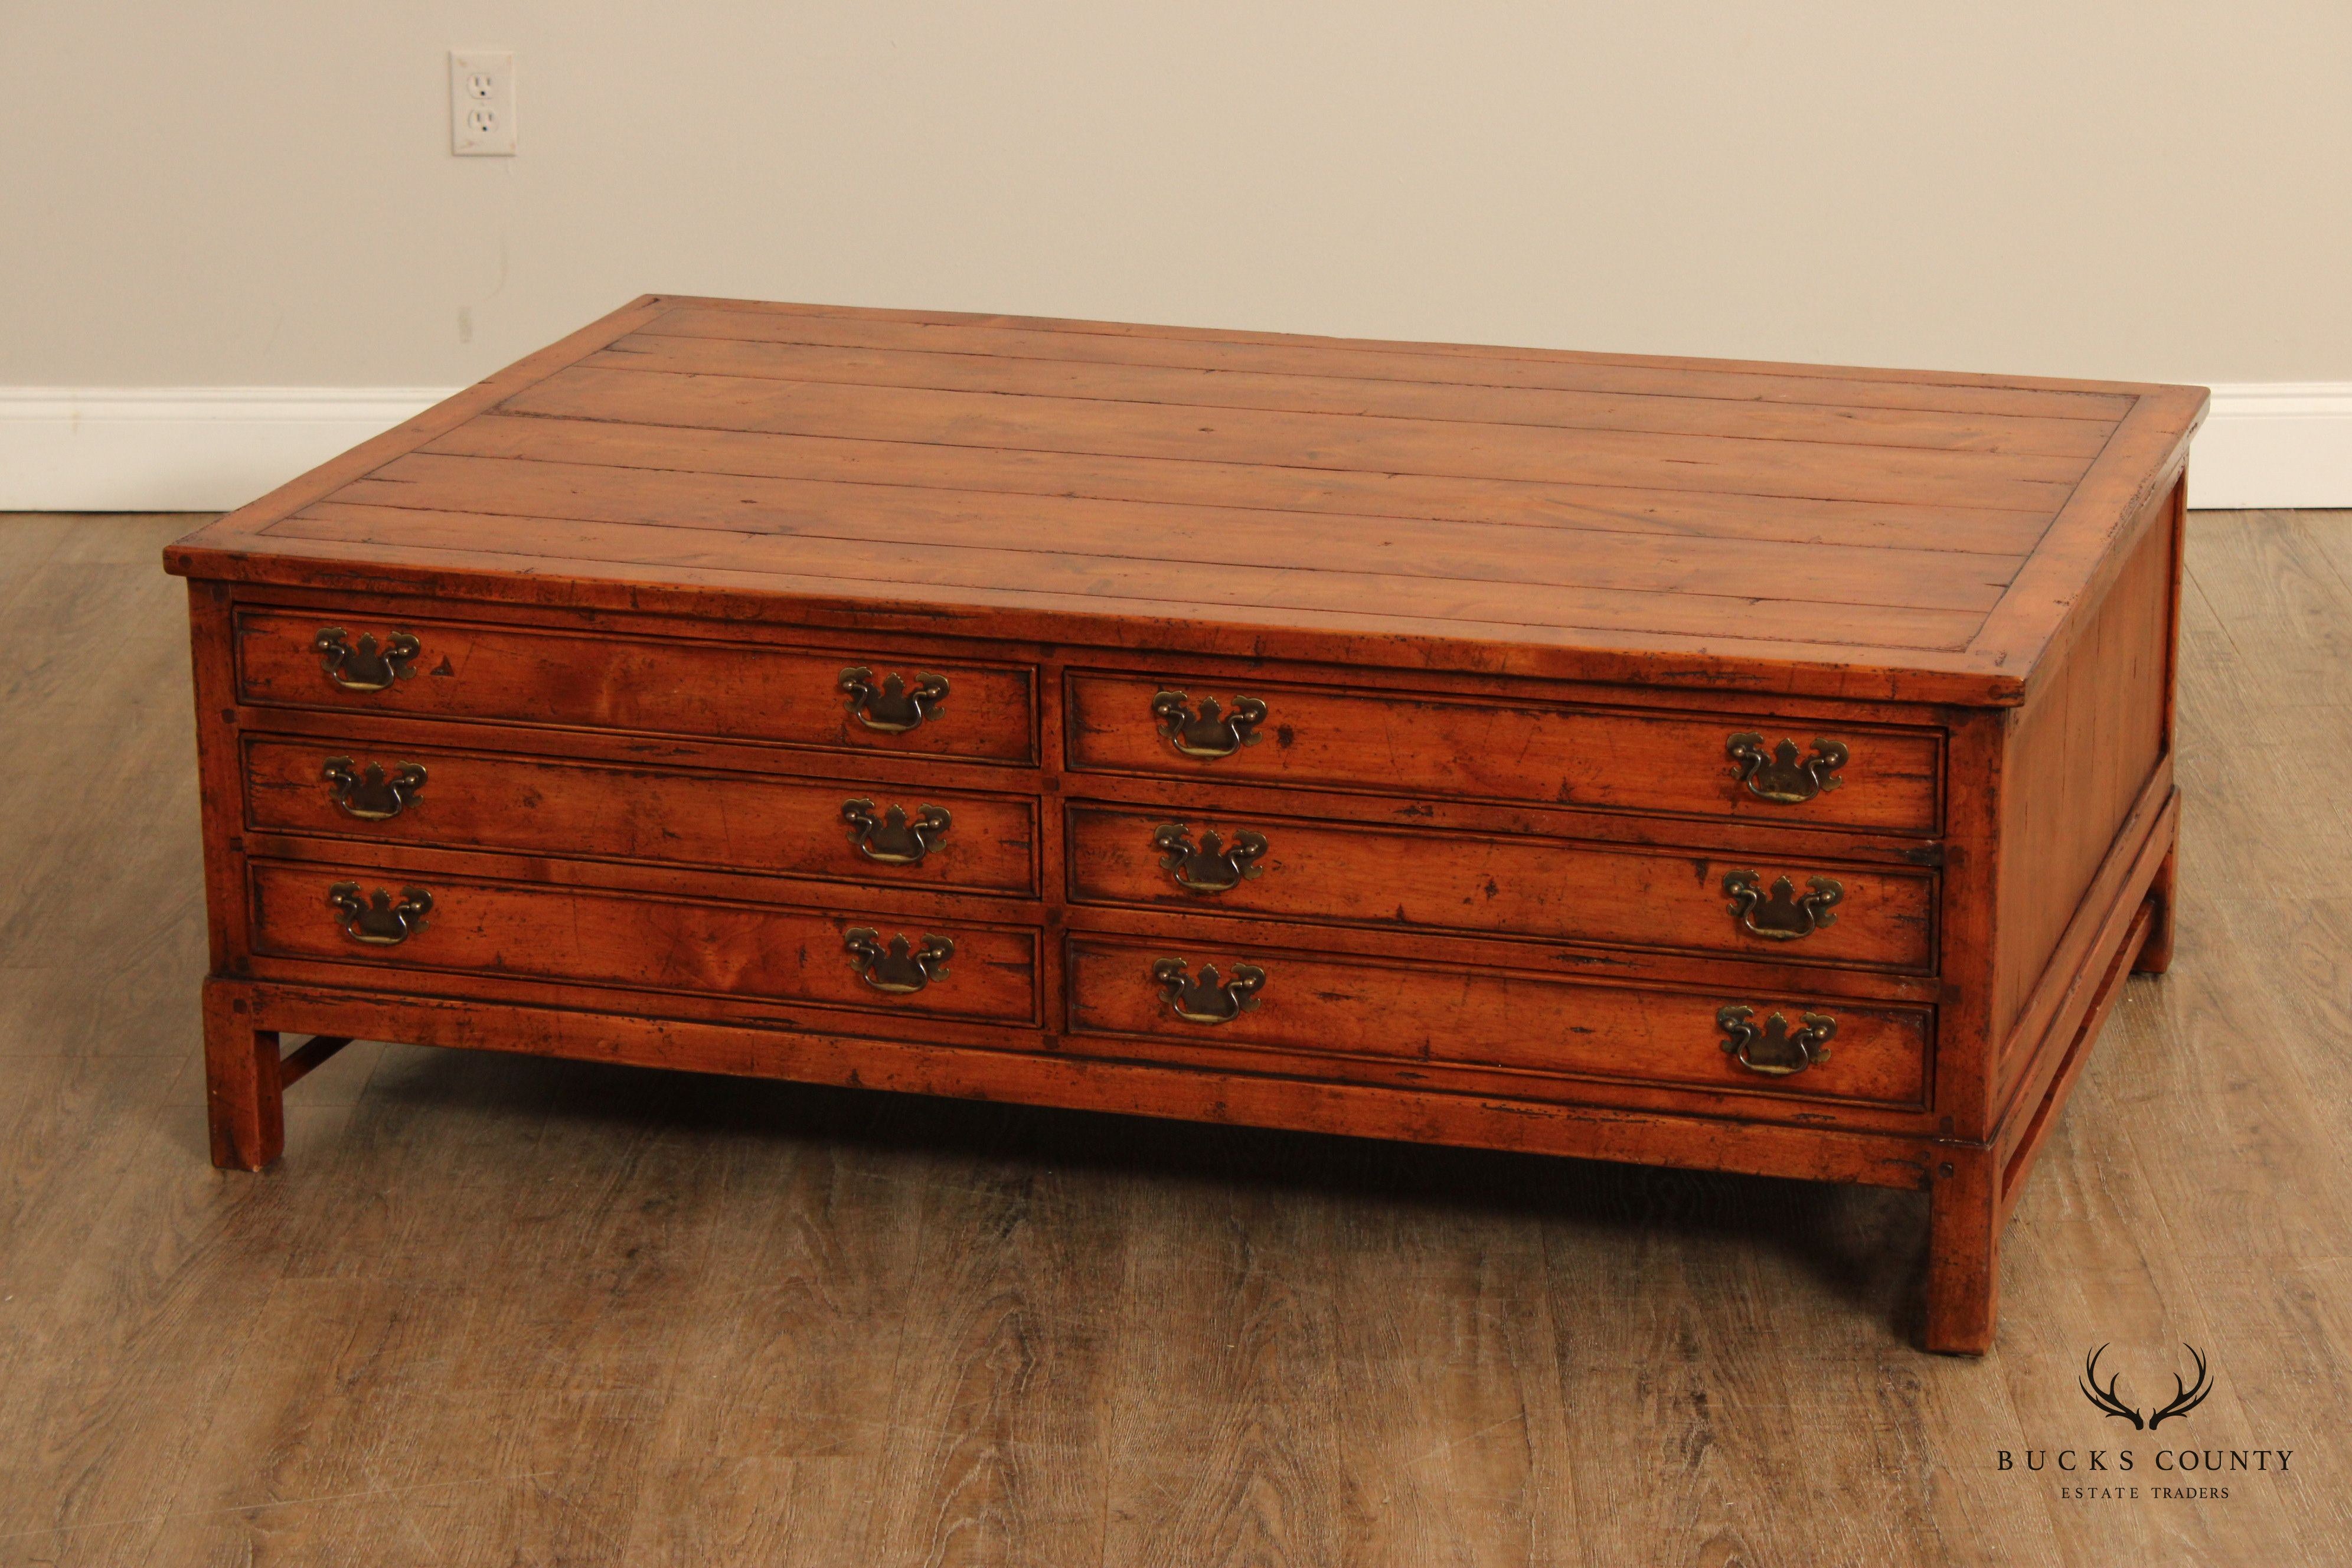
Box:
[1,512,2344,1567]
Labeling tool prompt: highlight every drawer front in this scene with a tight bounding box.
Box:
[249,863,1040,1025]
[1069,806,1934,971]
[1066,672,1939,831]
[246,737,1037,895]
[237,609,1037,763]
[1067,937,1929,1108]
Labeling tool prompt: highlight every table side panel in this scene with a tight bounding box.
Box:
[1991,482,2176,1053]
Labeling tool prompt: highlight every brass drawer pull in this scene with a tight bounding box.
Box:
[322,757,428,822]
[1151,957,1266,1024]
[839,667,950,733]
[313,627,422,692]
[844,927,954,994]
[1723,871,1843,940]
[841,799,952,866]
[1717,1004,1836,1076]
[326,882,433,945]
[1152,822,1268,894]
[1727,733,1849,804]
[1151,690,1268,759]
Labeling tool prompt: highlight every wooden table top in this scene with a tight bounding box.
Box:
[165,295,2207,707]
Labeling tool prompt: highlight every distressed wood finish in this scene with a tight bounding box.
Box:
[1065,936,1933,1109]
[165,295,2206,1354]
[1066,670,1947,831]
[247,861,1041,1026]
[236,606,1040,764]
[1066,804,1936,969]
[244,736,1039,894]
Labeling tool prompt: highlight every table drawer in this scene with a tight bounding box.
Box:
[245,737,1037,895]
[249,862,1040,1025]
[1065,671,1939,831]
[1068,805,1934,971]
[236,609,1037,763]
[1066,937,1929,1108]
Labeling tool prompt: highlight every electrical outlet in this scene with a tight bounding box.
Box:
[449,50,515,156]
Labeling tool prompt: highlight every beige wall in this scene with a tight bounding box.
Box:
[5,2,2349,389]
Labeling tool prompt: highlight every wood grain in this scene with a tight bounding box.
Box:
[637,300,2144,420]
[234,604,1040,765]
[430,413,2061,554]
[590,329,2119,457]
[164,295,2206,707]
[1992,505,2174,1041]
[242,734,1040,895]
[1064,934,1933,1108]
[267,501,1996,655]
[1065,670,1945,831]
[247,860,1043,1025]
[1065,805,1937,971]
[502,364,2093,511]
[335,452,2025,613]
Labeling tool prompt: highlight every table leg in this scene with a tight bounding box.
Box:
[202,981,284,1172]
[1924,1143,1998,1355]
[2135,827,2179,975]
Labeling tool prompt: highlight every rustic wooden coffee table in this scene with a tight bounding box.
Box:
[165,296,2204,1352]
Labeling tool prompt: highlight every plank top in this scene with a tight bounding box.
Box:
[165,295,2208,706]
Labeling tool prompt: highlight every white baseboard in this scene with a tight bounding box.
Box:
[0,387,459,512]
[1,381,2346,513]
[2188,383,2352,509]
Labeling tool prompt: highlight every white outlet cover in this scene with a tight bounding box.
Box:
[449,50,515,156]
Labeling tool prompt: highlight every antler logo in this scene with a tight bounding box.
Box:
[2078,1343,2214,1430]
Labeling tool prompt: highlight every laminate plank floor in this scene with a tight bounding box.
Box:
[0,511,2341,1567]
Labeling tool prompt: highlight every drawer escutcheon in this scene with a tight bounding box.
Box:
[313,627,421,692]
[326,881,433,945]
[1717,1004,1837,1076]
[844,927,955,993]
[841,799,952,866]
[1151,957,1266,1024]
[1150,690,1268,759]
[1726,732,1850,804]
[838,667,950,734]
[1152,822,1269,894]
[321,757,428,822]
[1723,870,1844,941]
